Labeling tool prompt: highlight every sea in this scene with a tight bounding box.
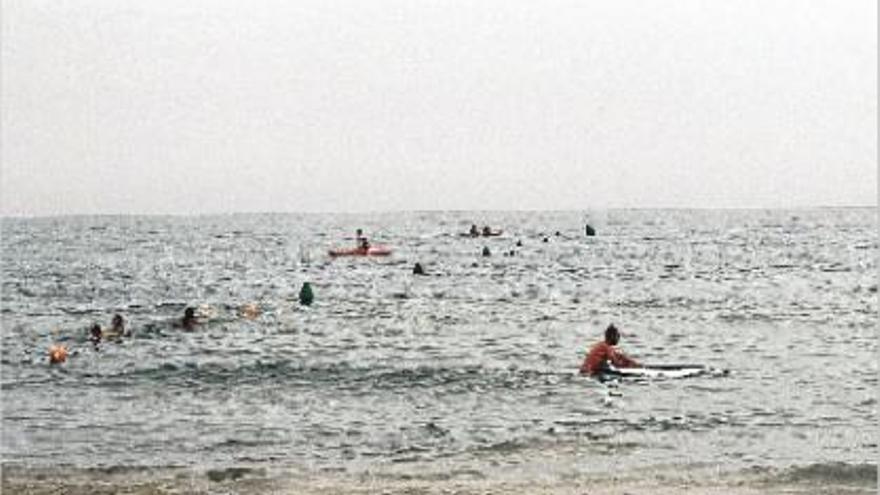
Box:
[1,209,876,489]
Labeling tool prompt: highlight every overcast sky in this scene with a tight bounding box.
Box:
[1,0,876,216]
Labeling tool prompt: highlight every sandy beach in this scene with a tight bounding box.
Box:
[3,462,876,495]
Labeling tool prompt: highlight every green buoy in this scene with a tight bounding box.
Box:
[299,282,314,306]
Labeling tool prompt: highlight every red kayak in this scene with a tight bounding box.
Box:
[328,246,393,257]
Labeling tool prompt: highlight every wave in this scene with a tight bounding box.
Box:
[772,462,877,485]
[73,360,578,392]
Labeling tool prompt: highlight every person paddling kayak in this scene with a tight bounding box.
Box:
[355,228,371,251]
[579,324,639,376]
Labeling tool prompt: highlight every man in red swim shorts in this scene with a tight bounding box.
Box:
[580,324,639,376]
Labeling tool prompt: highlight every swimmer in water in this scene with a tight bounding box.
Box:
[181,307,198,331]
[49,344,69,364]
[105,314,126,339]
[239,303,260,320]
[111,314,125,333]
[89,323,102,347]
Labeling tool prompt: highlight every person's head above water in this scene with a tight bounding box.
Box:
[48,344,68,364]
[604,324,620,345]
[90,323,102,343]
[111,314,124,330]
[182,307,197,329]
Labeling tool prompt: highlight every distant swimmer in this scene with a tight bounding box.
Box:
[181,307,198,330]
[469,224,480,237]
[89,323,103,347]
[579,324,639,376]
[104,314,126,339]
[48,344,69,364]
[482,246,491,257]
[239,303,260,320]
[413,262,426,275]
[482,226,492,236]
[197,304,219,320]
[111,314,125,334]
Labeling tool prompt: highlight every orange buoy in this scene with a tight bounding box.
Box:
[49,344,68,364]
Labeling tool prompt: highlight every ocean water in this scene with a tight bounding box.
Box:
[1,209,876,481]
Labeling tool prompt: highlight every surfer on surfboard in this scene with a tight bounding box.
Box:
[579,324,639,376]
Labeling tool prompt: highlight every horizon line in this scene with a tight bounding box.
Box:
[1,204,876,220]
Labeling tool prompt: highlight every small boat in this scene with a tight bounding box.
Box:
[328,245,393,257]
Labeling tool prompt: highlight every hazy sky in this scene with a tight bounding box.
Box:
[2,0,876,216]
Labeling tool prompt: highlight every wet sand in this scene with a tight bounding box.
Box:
[3,463,875,495]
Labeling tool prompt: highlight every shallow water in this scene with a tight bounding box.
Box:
[1,209,876,480]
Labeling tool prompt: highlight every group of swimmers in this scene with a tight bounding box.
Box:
[55,316,640,378]
[48,222,637,376]
[353,226,641,376]
[49,313,128,364]
[467,224,501,237]
[52,316,639,381]
[48,306,214,363]
[89,314,128,345]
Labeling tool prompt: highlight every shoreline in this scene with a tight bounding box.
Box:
[2,462,875,495]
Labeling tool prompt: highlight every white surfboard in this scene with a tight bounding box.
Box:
[603,363,727,379]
